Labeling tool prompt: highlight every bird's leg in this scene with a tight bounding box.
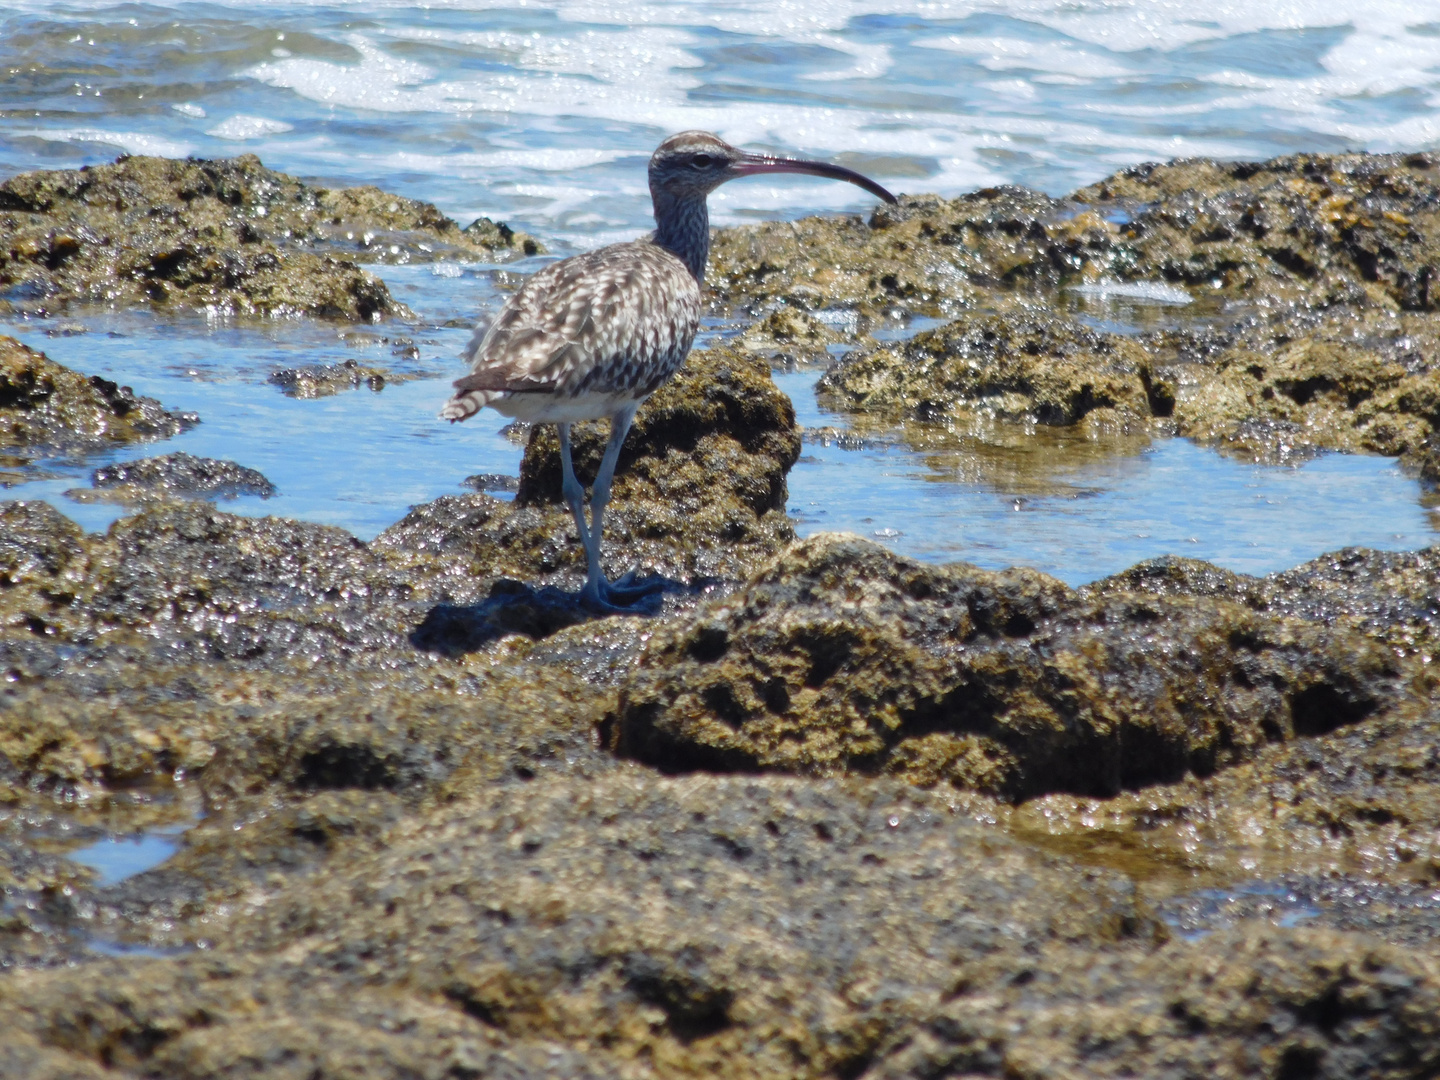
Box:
[577,407,668,610]
[557,424,597,576]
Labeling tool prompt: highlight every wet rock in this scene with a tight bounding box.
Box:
[0,773,1160,1078]
[0,500,85,592]
[71,499,412,665]
[410,580,603,658]
[1153,305,1440,465]
[1010,686,1440,893]
[708,151,1440,320]
[65,452,276,505]
[818,310,1166,427]
[461,214,544,256]
[708,153,1440,473]
[739,305,845,364]
[873,925,1440,1080]
[266,358,407,397]
[0,154,540,320]
[707,186,1098,317]
[460,472,520,494]
[0,336,197,456]
[613,534,1404,801]
[1092,547,1440,661]
[1074,152,1440,309]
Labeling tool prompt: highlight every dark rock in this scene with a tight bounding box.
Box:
[267,358,407,397]
[410,581,600,657]
[612,534,1404,801]
[0,500,85,591]
[462,215,543,256]
[460,473,519,494]
[0,154,541,321]
[0,336,197,456]
[80,452,276,502]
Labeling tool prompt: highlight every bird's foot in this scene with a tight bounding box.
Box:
[579,570,679,614]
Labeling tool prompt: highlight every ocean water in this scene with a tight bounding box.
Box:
[2,1,1439,579]
[4,1,1440,246]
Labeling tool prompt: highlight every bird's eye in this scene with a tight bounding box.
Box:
[691,154,713,169]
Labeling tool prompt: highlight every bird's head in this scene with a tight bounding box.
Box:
[648,131,897,205]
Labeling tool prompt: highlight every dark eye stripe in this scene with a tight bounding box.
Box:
[691,154,712,168]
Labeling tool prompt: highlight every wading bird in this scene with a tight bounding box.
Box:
[443,131,897,610]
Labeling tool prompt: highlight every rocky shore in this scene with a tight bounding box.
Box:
[3,151,1440,1078]
[0,154,542,320]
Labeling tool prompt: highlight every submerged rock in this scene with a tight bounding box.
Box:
[267,358,407,397]
[66,452,276,504]
[0,154,540,320]
[613,534,1404,801]
[0,335,196,457]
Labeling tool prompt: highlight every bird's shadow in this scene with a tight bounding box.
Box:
[410,576,684,658]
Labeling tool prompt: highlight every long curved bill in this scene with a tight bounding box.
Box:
[730,152,898,204]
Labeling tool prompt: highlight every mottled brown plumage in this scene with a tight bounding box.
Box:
[444,241,699,425]
[443,131,896,610]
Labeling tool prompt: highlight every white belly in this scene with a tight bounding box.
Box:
[486,389,650,424]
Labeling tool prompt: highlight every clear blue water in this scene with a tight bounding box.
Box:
[780,371,1439,585]
[3,266,522,538]
[67,829,186,887]
[1,2,1438,577]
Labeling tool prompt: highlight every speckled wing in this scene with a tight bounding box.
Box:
[442,241,701,422]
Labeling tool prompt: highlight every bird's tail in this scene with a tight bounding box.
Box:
[440,387,496,422]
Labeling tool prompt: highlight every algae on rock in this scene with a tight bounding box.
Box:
[818,310,1168,427]
[0,154,541,320]
[613,534,1404,802]
[0,335,196,458]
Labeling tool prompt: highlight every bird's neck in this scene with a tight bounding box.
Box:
[651,190,710,283]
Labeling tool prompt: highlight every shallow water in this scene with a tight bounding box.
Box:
[2,2,1439,575]
[783,375,1440,585]
[66,827,187,888]
[1,265,519,538]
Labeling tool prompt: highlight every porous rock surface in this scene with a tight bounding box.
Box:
[67,451,275,503]
[0,153,540,320]
[819,310,1168,428]
[612,534,1404,801]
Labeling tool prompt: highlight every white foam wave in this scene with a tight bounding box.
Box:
[206,115,295,140]
[6,127,195,159]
